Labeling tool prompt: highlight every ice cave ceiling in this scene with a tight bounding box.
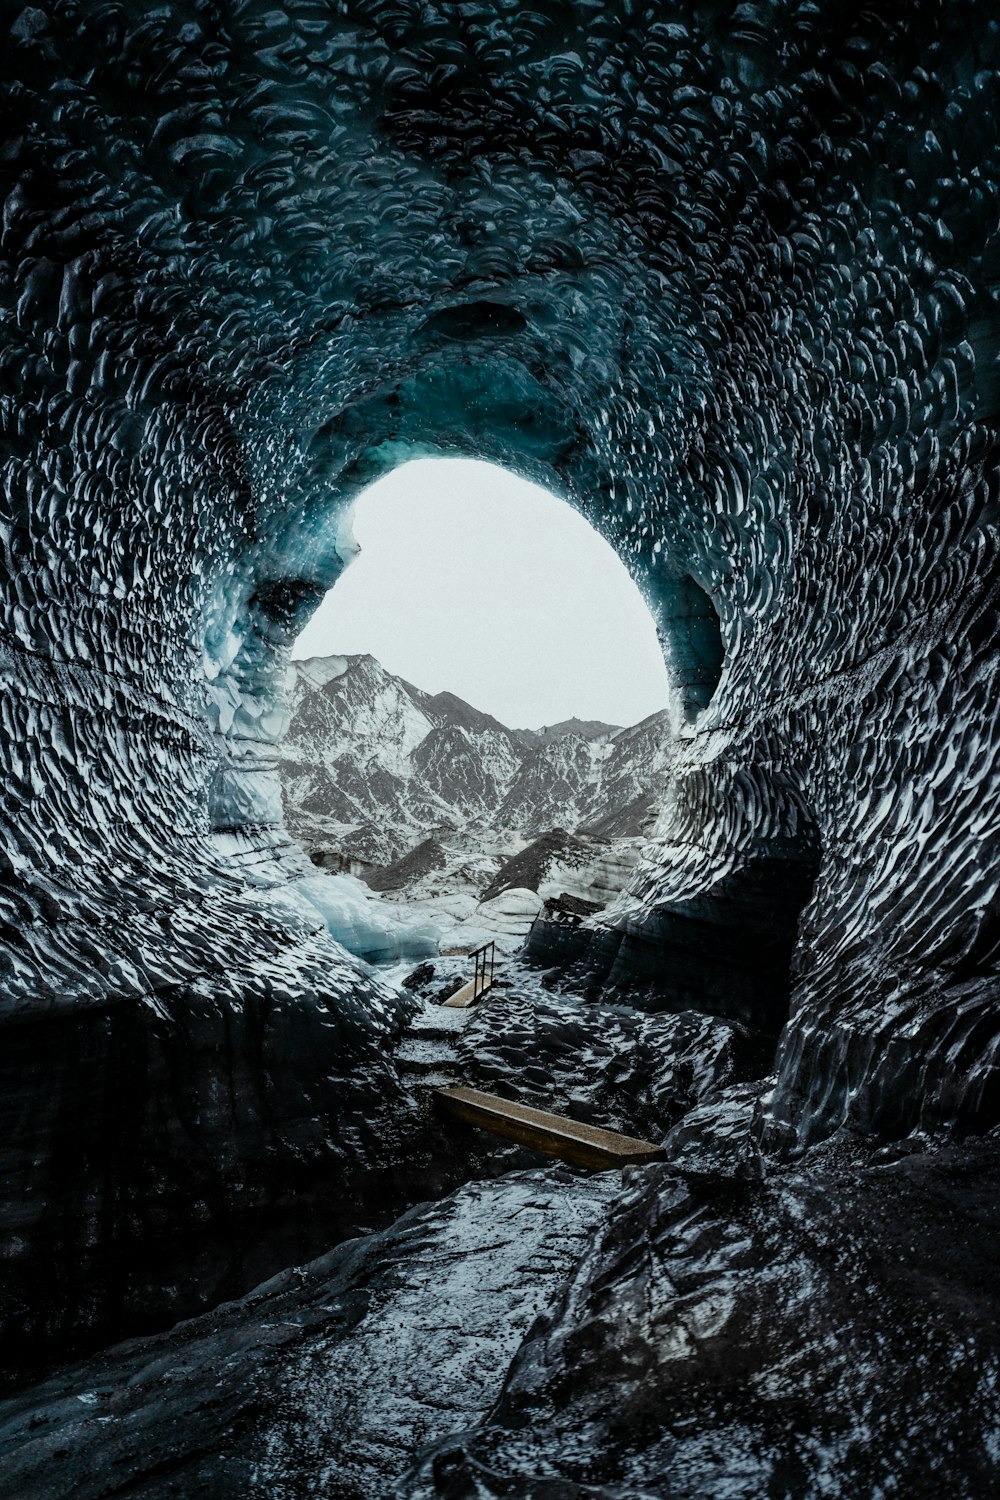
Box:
[2,0,1000,1425]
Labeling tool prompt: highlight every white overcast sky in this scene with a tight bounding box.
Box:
[292,458,669,729]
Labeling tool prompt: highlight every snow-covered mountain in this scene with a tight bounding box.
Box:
[280,654,673,872]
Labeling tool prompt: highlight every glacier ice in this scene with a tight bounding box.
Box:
[289,871,441,966]
[2,0,1000,1454]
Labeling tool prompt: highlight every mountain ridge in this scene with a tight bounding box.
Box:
[281,653,673,869]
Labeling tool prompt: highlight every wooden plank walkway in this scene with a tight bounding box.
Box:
[434,1085,667,1171]
[442,938,497,1009]
[442,975,495,1009]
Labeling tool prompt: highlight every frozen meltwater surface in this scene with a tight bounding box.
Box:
[250,1171,618,1497]
[0,1169,617,1500]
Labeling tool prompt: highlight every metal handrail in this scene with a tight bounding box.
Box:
[469,938,495,998]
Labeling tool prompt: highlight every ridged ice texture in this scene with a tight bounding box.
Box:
[2,2,1000,1170]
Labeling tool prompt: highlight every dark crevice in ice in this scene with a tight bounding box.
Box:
[528,812,822,1066]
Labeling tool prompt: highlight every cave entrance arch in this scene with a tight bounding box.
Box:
[206,341,735,854]
[278,456,675,946]
[292,457,671,731]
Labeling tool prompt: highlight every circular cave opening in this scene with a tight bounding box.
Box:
[279,456,675,966]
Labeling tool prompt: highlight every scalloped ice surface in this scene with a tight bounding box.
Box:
[4,0,1000,1373]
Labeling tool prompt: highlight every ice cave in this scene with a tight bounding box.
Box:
[2,2,1000,1496]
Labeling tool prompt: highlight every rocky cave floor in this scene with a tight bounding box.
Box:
[4,964,1000,1499]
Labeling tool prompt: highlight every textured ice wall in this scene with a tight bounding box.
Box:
[3,0,1000,1346]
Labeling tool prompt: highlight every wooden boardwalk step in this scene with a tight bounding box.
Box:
[434,1085,667,1171]
[442,976,495,1009]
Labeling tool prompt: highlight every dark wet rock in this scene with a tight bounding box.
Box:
[401,960,436,991]
[405,1138,1000,1499]
[542,891,605,924]
[308,846,381,881]
[435,975,466,1005]
[661,1081,766,1180]
[0,1171,616,1500]
[527,834,822,1045]
[454,966,764,1141]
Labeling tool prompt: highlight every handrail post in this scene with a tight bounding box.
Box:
[468,939,497,1001]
